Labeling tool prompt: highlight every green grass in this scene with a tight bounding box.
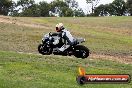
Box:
[0,16,132,88]
[0,51,132,88]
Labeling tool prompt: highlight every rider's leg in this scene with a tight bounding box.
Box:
[59,44,70,52]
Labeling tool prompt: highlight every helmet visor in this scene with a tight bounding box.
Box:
[56,27,59,32]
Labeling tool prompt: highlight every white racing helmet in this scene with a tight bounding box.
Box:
[56,23,64,32]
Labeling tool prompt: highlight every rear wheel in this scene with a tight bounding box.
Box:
[38,44,52,55]
[74,45,89,59]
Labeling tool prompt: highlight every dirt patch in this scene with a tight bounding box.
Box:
[17,51,132,64]
[90,54,132,64]
[0,15,51,29]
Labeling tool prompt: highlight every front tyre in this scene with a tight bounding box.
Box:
[38,44,52,55]
[74,45,89,59]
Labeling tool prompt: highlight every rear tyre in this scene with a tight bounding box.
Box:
[74,45,89,59]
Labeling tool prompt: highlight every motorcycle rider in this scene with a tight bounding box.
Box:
[53,23,74,53]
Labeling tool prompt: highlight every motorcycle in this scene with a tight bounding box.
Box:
[38,32,89,59]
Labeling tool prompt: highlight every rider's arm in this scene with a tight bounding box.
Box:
[62,30,74,45]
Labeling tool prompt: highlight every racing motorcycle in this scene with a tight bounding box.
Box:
[38,32,89,59]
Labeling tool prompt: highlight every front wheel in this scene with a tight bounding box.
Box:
[74,45,89,59]
[38,44,52,55]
